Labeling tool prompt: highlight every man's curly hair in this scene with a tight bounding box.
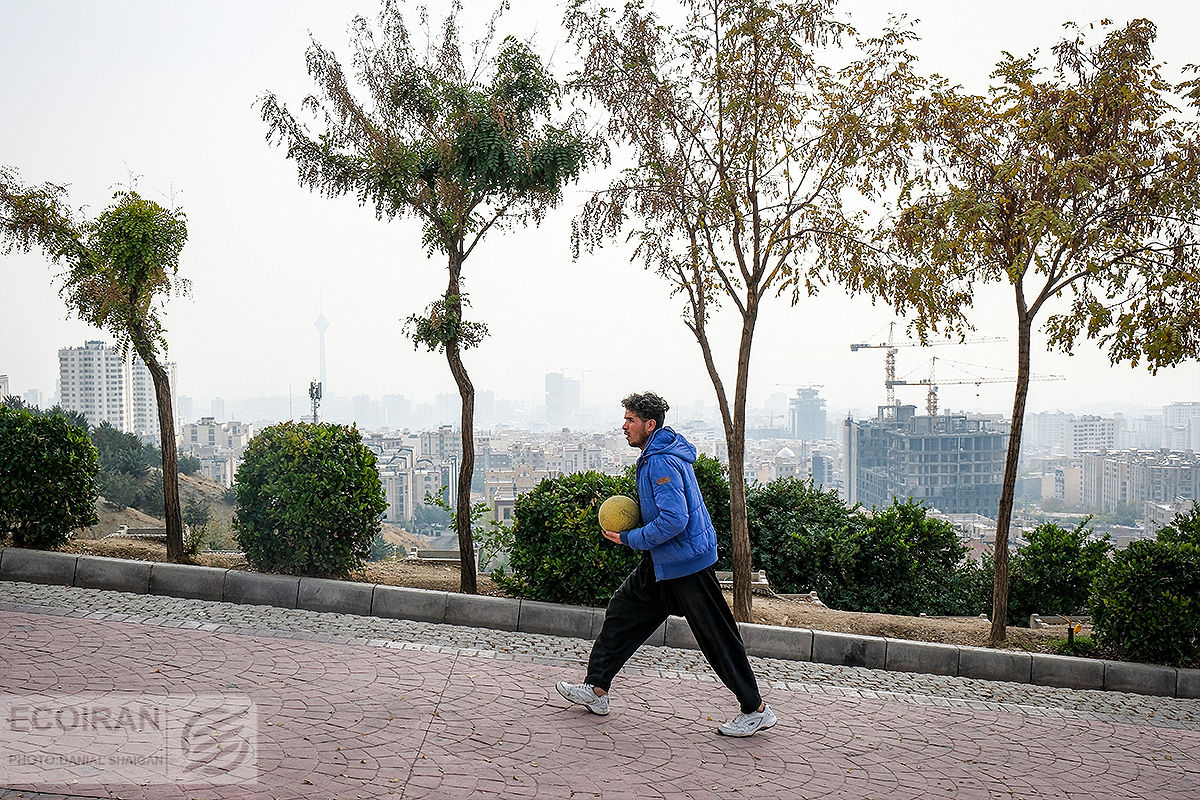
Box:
[622,392,669,429]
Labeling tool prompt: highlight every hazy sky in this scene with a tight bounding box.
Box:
[2,0,1198,422]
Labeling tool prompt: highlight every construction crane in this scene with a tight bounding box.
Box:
[887,356,1065,415]
[850,322,1005,407]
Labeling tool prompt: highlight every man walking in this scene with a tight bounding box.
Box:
[555,392,775,737]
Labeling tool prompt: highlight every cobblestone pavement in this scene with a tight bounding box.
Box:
[1,581,1197,799]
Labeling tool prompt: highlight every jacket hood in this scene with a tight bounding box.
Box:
[640,426,696,465]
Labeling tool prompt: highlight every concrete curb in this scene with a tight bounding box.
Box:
[2,546,1196,698]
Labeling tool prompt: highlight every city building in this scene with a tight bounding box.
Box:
[1163,402,1200,450]
[1081,449,1200,512]
[845,404,1008,516]
[0,374,9,398]
[545,372,581,429]
[788,387,828,441]
[58,341,176,438]
[178,417,255,487]
[1144,497,1196,538]
[1062,415,1117,458]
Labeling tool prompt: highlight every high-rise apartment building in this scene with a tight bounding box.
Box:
[788,387,827,440]
[845,405,1008,516]
[1082,449,1200,511]
[545,372,581,429]
[1062,416,1117,458]
[1163,402,1200,450]
[58,341,176,437]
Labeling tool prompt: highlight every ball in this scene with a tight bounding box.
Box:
[598,495,641,532]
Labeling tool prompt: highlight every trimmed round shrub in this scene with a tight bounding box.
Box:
[232,422,387,577]
[0,405,99,548]
[1091,538,1200,666]
[842,498,971,616]
[1007,520,1111,625]
[746,477,859,600]
[494,471,640,606]
[693,454,733,568]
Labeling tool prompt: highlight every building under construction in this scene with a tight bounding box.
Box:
[845,404,1009,517]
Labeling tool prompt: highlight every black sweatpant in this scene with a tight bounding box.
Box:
[585,555,763,714]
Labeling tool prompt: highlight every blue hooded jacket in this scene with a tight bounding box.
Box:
[619,426,719,580]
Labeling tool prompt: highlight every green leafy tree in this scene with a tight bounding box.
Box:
[232,422,388,577]
[882,20,1200,643]
[567,0,925,621]
[1155,502,1200,546]
[0,171,190,560]
[98,470,142,511]
[1008,519,1111,625]
[182,497,213,555]
[91,422,155,477]
[0,405,99,548]
[260,1,596,594]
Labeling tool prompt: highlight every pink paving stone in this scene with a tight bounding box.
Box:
[1,608,1198,800]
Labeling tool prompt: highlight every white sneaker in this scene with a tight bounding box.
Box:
[555,681,610,716]
[717,704,777,737]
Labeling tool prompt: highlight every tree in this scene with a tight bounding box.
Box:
[178,454,202,476]
[261,0,595,594]
[232,422,388,577]
[882,19,1200,643]
[182,497,213,554]
[566,0,924,620]
[0,404,99,549]
[0,171,190,560]
[1157,502,1200,546]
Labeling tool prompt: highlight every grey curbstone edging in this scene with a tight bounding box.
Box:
[74,555,152,594]
[517,600,595,640]
[2,549,1195,698]
[223,570,300,609]
[589,608,607,641]
[1103,660,1178,697]
[812,630,887,670]
[664,616,699,650]
[0,548,79,586]
[958,646,1032,684]
[886,638,959,677]
[1178,668,1200,699]
[298,577,374,617]
[740,622,813,662]
[371,585,448,624]
[445,592,519,631]
[149,562,228,602]
[1031,652,1105,690]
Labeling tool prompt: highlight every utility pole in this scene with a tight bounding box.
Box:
[309,380,322,424]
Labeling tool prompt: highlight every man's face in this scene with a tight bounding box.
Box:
[623,409,656,449]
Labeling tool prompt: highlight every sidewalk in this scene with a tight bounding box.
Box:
[1,583,1198,799]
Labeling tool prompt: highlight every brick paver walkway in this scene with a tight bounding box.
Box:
[1,594,1198,798]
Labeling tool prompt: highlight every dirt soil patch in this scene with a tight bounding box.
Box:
[60,538,1066,654]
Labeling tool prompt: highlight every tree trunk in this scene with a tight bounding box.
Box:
[142,350,183,561]
[444,261,478,595]
[726,295,759,622]
[989,313,1033,644]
